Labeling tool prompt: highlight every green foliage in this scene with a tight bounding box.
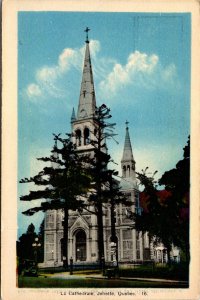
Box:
[17,220,45,264]
[158,136,190,261]
[133,137,190,264]
[20,134,91,215]
[87,104,123,261]
[17,223,37,261]
[37,219,44,263]
[20,134,92,268]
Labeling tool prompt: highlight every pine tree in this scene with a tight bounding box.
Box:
[102,169,132,266]
[17,223,37,261]
[37,219,44,263]
[20,134,91,269]
[87,104,128,267]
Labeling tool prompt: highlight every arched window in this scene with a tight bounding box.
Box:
[127,165,130,176]
[84,127,90,145]
[75,230,86,261]
[123,165,126,177]
[75,129,81,146]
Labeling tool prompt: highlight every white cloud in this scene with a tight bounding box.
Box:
[25,40,100,100]
[98,51,177,98]
[89,39,101,57]
[58,48,76,72]
[25,42,178,105]
[26,83,42,97]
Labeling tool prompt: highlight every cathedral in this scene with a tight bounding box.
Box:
[41,29,151,268]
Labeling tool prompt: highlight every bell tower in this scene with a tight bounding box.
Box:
[121,121,136,182]
[71,27,97,154]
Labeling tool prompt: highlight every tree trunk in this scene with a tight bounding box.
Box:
[63,208,69,270]
[110,198,118,267]
[110,199,116,242]
[97,201,104,266]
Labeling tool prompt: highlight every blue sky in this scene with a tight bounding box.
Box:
[18,12,191,237]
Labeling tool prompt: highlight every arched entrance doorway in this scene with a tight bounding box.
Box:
[75,230,86,262]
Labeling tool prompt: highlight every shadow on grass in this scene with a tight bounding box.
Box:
[118,263,189,281]
[18,276,188,289]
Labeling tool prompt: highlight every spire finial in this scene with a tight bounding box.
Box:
[84,27,90,43]
[125,120,129,129]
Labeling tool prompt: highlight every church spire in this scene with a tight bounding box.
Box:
[71,107,76,123]
[121,121,136,179]
[85,26,90,43]
[77,28,96,120]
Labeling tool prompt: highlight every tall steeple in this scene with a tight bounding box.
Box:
[121,121,136,179]
[71,107,76,123]
[77,27,96,120]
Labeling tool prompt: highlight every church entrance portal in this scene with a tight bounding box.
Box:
[75,230,86,262]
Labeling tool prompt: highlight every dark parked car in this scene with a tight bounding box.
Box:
[20,259,38,277]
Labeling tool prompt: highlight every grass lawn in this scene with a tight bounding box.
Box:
[118,263,189,281]
[18,275,188,288]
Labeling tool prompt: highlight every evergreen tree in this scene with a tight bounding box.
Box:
[87,104,124,265]
[17,223,37,261]
[103,169,132,242]
[37,219,44,263]
[20,134,91,269]
[102,169,132,266]
[129,137,190,265]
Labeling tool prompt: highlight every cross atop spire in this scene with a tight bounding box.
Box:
[77,28,96,120]
[121,122,135,179]
[84,27,90,43]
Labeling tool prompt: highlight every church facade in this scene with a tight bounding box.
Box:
[41,31,151,268]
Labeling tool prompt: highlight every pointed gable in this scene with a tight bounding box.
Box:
[69,215,90,232]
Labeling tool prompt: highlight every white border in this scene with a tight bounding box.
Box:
[2,1,200,299]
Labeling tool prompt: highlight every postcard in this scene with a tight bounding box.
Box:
[2,0,200,299]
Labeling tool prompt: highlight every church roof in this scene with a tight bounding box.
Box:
[121,122,135,163]
[120,178,137,190]
[77,28,96,120]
